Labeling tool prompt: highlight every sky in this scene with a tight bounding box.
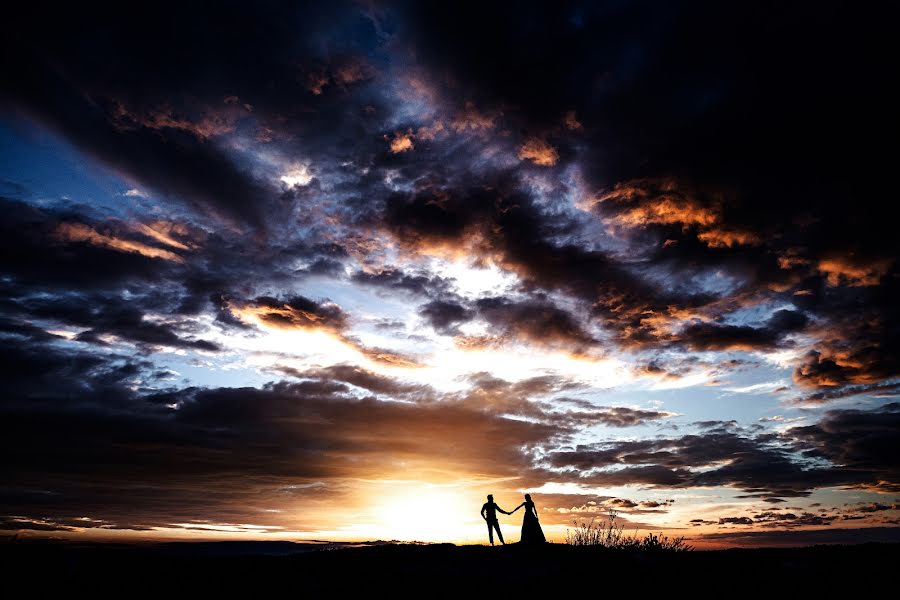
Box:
[1,1,898,548]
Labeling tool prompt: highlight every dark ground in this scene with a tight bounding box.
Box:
[3,539,898,595]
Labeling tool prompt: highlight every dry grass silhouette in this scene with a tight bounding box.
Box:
[565,508,692,551]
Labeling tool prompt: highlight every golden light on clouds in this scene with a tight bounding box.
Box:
[221,291,638,393]
[230,300,340,330]
[817,257,890,287]
[518,137,559,166]
[697,228,760,248]
[389,131,414,153]
[225,300,422,374]
[604,195,718,228]
[133,221,193,250]
[54,222,185,262]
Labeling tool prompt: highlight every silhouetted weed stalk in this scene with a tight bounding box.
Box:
[565,509,692,551]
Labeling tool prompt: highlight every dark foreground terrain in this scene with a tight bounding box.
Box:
[3,539,898,595]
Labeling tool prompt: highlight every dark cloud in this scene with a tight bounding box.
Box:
[2,318,897,533]
[391,0,899,394]
[419,300,472,335]
[793,346,900,391]
[6,0,895,400]
[286,364,429,398]
[370,179,841,364]
[0,198,177,291]
[718,517,753,526]
[5,293,219,353]
[639,500,669,508]
[0,198,354,354]
[544,407,900,497]
[243,295,349,333]
[791,381,900,405]
[474,297,597,351]
[677,310,808,352]
[845,503,898,514]
[788,403,900,493]
[397,0,897,248]
[419,295,598,352]
[576,406,675,428]
[353,269,452,298]
[751,511,835,528]
[2,2,384,229]
[4,55,274,229]
[0,338,558,529]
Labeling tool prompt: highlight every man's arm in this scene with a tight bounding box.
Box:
[481,504,487,520]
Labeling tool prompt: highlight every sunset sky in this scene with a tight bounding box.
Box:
[1,1,898,548]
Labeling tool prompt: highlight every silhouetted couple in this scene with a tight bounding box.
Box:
[480,493,546,545]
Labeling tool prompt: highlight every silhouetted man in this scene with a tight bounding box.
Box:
[481,494,510,545]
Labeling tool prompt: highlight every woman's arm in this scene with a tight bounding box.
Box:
[510,502,525,513]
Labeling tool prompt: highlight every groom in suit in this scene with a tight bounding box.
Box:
[481,494,510,545]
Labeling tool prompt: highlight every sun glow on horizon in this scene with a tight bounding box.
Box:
[371,487,475,542]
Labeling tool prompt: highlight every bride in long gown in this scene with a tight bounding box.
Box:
[511,493,546,544]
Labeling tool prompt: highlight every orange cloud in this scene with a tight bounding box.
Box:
[697,228,760,248]
[357,347,423,368]
[518,138,559,166]
[229,297,423,367]
[602,194,718,228]
[389,131,414,154]
[54,223,184,262]
[777,252,810,270]
[817,257,890,287]
[793,348,883,388]
[596,179,760,248]
[132,221,193,251]
[229,298,347,333]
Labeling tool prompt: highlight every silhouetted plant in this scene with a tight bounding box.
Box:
[565,508,692,551]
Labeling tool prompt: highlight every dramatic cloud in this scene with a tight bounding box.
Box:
[788,403,900,493]
[1,0,897,543]
[543,409,899,499]
[54,222,187,262]
[0,336,558,529]
[231,296,349,334]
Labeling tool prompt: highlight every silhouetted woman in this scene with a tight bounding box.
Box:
[511,493,546,544]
